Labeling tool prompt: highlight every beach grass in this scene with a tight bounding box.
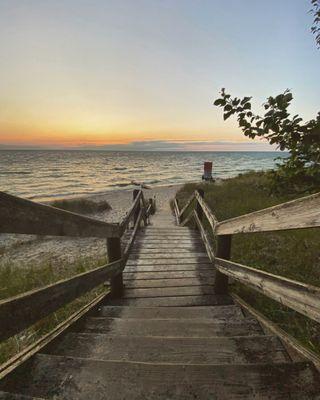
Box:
[175,171,320,354]
[50,198,111,215]
[0,256,108,365]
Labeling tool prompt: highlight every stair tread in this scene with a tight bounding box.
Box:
[74,316,263,337]
[106,294,233,307]
[1,355,319,399]
[43,333,289,364]
[97,305,244,319]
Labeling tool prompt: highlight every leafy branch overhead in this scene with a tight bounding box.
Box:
[214,89,320,190]
[311,0,320,48]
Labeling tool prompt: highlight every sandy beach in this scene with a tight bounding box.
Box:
[0,183,185,271]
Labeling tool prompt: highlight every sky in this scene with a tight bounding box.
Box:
[0,0,319,151]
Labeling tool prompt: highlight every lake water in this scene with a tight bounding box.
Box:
[0,150,286,201]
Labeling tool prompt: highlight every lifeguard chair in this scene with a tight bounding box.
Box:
[202,161,214,181]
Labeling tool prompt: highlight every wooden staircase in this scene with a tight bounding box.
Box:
[0,193,320,400]
[1,208,320,399]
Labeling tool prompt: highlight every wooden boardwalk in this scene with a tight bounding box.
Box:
[1,200,320,399]
[0,192,320,400]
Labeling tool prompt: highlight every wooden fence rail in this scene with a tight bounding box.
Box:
[174,188,320,323]
[0,191,120,238]
[0,188,155,343]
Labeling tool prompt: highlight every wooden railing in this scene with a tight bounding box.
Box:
[0,190,156,343]
[174,190,320,323]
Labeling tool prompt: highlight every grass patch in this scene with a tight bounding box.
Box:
[0,256,108,364]
[176,171,320,354]
[50,198,111,215]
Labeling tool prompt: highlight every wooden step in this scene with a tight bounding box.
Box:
[122,286,216,298]
[106,294,233,307]
[44,333,289,364]
[126,258,210,266]
[123,270,215,280]
[75,317,263,337]
[97,305,244,319]
[2,355,319,399]
[128,250,208,257]
[124,264,213,272]
[123,277,215,288]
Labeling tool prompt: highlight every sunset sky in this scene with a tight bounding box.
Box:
[0,0,319,151]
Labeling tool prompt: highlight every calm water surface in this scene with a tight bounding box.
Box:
[0,150,286,201]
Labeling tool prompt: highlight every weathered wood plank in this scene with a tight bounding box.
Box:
[119,190,142,234]
[3,356,319,400]
[123,209,143,261]
[46,333,288,364]
[106,294,233,307]
[193,210,215,262]
[195,190,218,232]
[216,257,320,323]
[0,191,119,238]
[178,192,195,218]
[216,192,320,235]
[123,277,215,288]
[78,316,262,337]
[0,260,122,341]
[123,270,215,280]
[126,257,210,266]
[129,249,207,260]
[97,305,244,319]
[122,286,215,298]
[124,263,213,272]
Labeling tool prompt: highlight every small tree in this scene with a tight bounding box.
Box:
[214,89,320,192]
[311,0,320,48]
[214,1,320,193]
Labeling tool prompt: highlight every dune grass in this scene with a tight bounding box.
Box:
[0,256,108,365]
[50,198,111,215]
[176,172,320,354]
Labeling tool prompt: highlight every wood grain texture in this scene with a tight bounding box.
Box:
[119,190,142,234]
[216,257,320,323]
[195,190,218,232]
[2,356,320,400]
[123,270,215,280]
[193,210,215,262]
[122,285,216,298]
[0,260,122,341]
[46,333,288,364]
[78,316,262,337]
[216,191,320,235]
[106,294,233,307]
[97,305,244,319]
[0,191,120,238]
[123,277,215,288]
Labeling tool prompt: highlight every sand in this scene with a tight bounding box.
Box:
[0,183,185,271]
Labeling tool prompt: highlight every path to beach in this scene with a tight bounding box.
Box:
[0,184,184,271]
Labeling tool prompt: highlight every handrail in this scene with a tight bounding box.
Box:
[119,190,143,234]
[174,187,320,328]
[216,192,320,235]
[0,259,123,341]
[0,188,156,347]
[178,192,196,218]
[215,257,320,324]
[177,190,320,236]
[0,191,120,238]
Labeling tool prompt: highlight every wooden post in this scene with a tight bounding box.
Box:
[214,234,232,294]
[107,237,123,298]
[195,189,204,229]
[133,189,141,227]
